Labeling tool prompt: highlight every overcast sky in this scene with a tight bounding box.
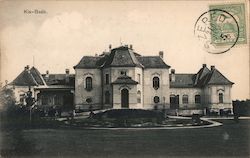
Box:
[0,1,249,100]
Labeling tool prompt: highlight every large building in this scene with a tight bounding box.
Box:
[7,45,234,115]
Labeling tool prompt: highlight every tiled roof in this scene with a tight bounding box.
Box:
[170,74,195,88]
[103,46,143,68]
[41,74,75,86]
[194,66,210,85]
[207,69,234,85]
[74,46,170,69]
[136,56,170,68]
[74,56,103,69]
[11,66,45,86]
[112,75,138,85]
[170,65,234,88]
[30,67,46,85]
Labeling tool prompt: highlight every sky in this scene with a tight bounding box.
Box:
[0,0,249,100]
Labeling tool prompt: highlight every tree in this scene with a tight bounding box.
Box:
[0,87,16,112]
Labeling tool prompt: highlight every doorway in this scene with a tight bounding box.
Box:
[121,89,129,108]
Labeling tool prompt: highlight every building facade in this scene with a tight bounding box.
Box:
[7,45,234,114]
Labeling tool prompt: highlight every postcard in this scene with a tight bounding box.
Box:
[0,1,249,158]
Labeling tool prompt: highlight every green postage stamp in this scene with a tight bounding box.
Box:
[209,3,247,45]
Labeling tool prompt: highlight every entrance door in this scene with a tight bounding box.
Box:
[121,89,129,108]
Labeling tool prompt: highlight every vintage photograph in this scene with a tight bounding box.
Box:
[0,0,249,157]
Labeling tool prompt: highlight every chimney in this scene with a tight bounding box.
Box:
[211,65,215,70]
[129,44,133,49]
[65,69,70,83]
[202,64,207,68]
[109,44,112,50]
[170,69,175,82]
[24,65,30,70]
[45,70,49,81]
[159,51,164,58]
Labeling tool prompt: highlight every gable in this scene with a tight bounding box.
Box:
[11,66,45,86]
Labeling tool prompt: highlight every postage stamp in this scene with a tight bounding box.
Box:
[194,9,239,54]
[209,3,247,45]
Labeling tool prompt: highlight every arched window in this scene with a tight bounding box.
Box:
[137,91,141,103]
[182,95,188,104]
[154,96,160,103]
[153,77,160,90]
[105,91,110,104]
[219,93,223,103]
[195,95,201,104]
[85,77,92,91]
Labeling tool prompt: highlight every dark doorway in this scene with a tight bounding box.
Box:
[170,95,179,109]
[63,93,74,110]
[121,89,129,108]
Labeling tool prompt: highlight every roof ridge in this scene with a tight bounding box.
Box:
[207,68,234,85]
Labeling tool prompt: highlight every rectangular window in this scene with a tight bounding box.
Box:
[54,95,61,105]
[195,95,201,104]
[182,95,188,104]
[137,74,141,84]
[19,94,25,102]
[105,74,109,84]
[42,96,48,105]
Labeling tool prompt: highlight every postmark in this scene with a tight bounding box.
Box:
[194,9,239,54]
[209,3,247,44]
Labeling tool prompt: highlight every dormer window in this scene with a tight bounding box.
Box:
[120,71,127,76]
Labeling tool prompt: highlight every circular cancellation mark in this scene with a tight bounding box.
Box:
[194,9,239,54]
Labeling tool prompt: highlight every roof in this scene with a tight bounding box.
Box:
[170,74,195,88]
[74,46,170,69]
[34,85,74,90]
[11,66,45,86]
[112,75,138,85]
[136,56,170,68]
[207,69,234,85]
[103,46,143,68]
[74,56,103,69]
[194,66,210,85]
[170,65,234,88]
[41,74,75,86]
[30,67,46,85]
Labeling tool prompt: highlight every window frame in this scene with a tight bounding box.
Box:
[195,95,201,104]
[86,97,93,104]
[105,91,110,104]
[153,76,160,90]
[219,93,223,103]
[137,91,141,103]
[182,95,189,104]
[153,96,160,104]
[137,74,141,84]
[85,77,93,91]
[105,74,109,85]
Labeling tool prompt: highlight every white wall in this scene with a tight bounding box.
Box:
[75,68,102,108]
[170,88,202,109]
[143,68,170,109]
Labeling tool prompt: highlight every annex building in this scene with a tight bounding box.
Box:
[8,45,234,115]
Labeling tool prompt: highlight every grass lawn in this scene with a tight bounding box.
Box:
[1,119,249,158]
